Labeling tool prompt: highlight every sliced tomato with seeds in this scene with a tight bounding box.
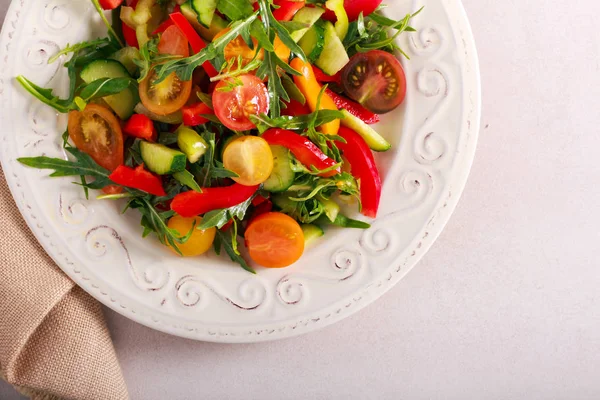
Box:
[68,104,124,172]
[341,50,406,114]
[212,74,270,131]
[139,25,192,116]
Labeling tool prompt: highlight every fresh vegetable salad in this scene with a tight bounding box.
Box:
[16,0,421,273]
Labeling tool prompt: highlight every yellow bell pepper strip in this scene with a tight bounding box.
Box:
[290,58,340,136]
[325,0,349,41]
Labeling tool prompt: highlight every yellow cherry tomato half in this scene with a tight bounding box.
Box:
[223,136,274,186]
[167,215,216,257]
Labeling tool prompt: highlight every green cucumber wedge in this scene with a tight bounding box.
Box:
[181,1,228,41]
[290,7,325,42]
[298,23,325,63]
[191,0,217,28]
[340,109,391,152]
[109,47,141,76]
[263,145,295,193]
[80,59,136,120]
[140,141,187,175]
[302,224,324,246]
[315,21,349,76]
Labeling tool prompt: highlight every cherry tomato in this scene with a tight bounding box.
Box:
[223,136,274,186]
[67,104,124,172]
[341,50,406,114]
[212,74,269,131]
[213,28,291,66]
[167,215,216,257]
[139,26,192,116]
[157,25,190,57]
[245,212,305,268]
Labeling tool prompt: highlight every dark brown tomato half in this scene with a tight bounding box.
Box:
[67,104,124,172]
[341,50,407,114]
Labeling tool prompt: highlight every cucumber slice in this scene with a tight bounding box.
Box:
[80,60,136,120]
[298,23,325,63]
[109,47,141,76]
[290,7,325,42]
[272,193,296,211]
[263,145,295,193]
[302,224,324,246]
[340,109,391,152]
[176,126,209,163]
[315,21,350,76]
[140,141,187,175]
[181,1,228,41]
[191,0,217,28]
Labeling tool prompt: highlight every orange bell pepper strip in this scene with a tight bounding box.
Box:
[290,58,340,136]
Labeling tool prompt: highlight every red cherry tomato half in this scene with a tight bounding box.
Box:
[212,74,270,131]
[341,50,406,114]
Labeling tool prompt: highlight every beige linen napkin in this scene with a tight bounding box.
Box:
[0,169,129,400]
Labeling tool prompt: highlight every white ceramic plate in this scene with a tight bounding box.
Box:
[0,0,480,342]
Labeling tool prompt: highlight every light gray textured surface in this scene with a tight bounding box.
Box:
[2,0,600,399]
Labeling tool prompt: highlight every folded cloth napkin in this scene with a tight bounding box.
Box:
[0,169,129,400]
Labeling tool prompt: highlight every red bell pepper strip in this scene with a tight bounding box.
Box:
[170,12,218,77]
[122,0,139,48]
[325,89,380,125]
[109,165,166,196]
[261,129,340,177]
[312,65,341,85]
[282,99,311,117]
[182,102,214,126]
[123,114,157,140]
[99,0,123,10]
[337,126,381,218]
[171,183,259,217]
[272,0,305,21]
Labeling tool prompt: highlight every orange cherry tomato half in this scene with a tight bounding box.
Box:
[244,212,305,268]
[67,104,124,172]
[213,74,269,131]
[213,28,291,66]
[139,25,192,116]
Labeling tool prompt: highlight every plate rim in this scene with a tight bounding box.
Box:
[0,0,481,342]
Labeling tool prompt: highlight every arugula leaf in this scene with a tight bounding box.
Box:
[217,0,254,21]
[48,38,112,64]
[79,78,132,102]
[154,13,258,83]
[343,8,422,58]
[251,109,344,133]
[198,193,255,230]
[16,76,74,113]
[215,230,256,274]
[173,170,202,192]
[18,147,113,188]
[127,197,194,255]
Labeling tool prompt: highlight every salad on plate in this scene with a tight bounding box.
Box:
[16,0,421,272]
